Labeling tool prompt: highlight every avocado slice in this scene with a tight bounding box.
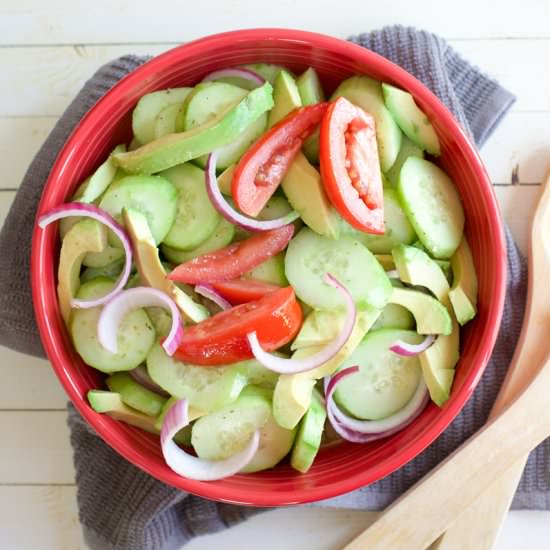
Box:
[389,287,452,335]
[217,164,235,195]
[273,307,380,429]
[88,390,159,434]
[296,68,325,164]
[57,219,107,324]
[281,152,340,239]
[332,76,402,172]
[114,82,273,174]
[105,372,167,417]
[268,70,302,128]
[392,244,450,301]
[449,238,478,325]
[122,207,209,323]
[290,389,327,473]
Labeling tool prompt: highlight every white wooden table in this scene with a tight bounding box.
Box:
[1,1,549,548]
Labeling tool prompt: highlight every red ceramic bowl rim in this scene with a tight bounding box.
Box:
[31,28,506,506]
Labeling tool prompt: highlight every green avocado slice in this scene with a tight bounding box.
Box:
[114,82,273,174]
[449,238,478,325]
[268,70,302,128]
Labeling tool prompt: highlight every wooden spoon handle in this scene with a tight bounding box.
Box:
[342,355,550,550]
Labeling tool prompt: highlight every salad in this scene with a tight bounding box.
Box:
[38,63,478,480]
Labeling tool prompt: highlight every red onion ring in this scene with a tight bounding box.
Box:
[129,365,170,397]
[38,203,132,309]
[202,67,265,86]
[390,334,436,356]
[194,284,232,311]
[324,366,430,443]
[98,287,183,356]
[205,151,299,232]
[247,273,356,374]
[161,398,260,480]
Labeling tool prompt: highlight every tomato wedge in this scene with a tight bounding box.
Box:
[172,287,303,365]
[168,224,294,284]
[211,278,281,304]
[232,102,328,217]
[320,97,384,234]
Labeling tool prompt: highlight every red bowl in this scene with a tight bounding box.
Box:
[31,28,506,506]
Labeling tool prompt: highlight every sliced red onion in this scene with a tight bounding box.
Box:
[194,284,232,311]
[247,273,356,374]
[385,270,400,279]
[390,334,436,357]
[98,287,183,356]
[129,365,170,397]
[202,67,265,86]
[324,366,430,443]
[38,203,132,309]
[161,398,260,480]
[205,151,299,232]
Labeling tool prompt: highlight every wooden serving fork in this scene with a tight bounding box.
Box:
[342,169,550,550]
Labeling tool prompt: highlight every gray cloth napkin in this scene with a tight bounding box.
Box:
[0,24,540,550]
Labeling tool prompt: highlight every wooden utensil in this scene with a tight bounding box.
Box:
[433,169,550,549]
[342,169,550,550]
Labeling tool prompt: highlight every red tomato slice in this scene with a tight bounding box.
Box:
[172,287,303,365]
[211,278,281,304]
[319,97,384,234]
[232,102,328,217]
[168,224,294,284]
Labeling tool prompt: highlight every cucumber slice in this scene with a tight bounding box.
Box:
[290,389,326,473]
[268,70,302,128]
[285,227,392,310]
[191,386,295,473]
[154,103,182,139]
[244,251,287,286]
[159,163,220,250]
[80,258,124,284]
[398,157,465,259]
[240,359,280,389]
[372,303,415,331]
[132,87,192,145]
[338,188,416,254]
[105,372,167,417]
[382,84,440,156]
[334,329,423,420]
[180,82,266,170]
[389,287,452,335]
[332,76,402,172]
[70,278,155,373]
[99,175,178,244]
[82,245,124,268]
[384,136,424,188]
[146,341,247,412]
[161,217,235,264]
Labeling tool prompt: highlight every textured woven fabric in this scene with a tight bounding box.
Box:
[0,25,539,549]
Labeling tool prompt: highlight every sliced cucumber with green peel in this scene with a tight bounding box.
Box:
[382,84,440,156]
[82,245,124,268]
[80,258,125,284]
[154,103,182,139]
[161,217,235,264]
[384,136,424,188]
[268,70,302,128]
[244,252,288,286]
[146,341,247,412]
[290,389,326,473]
[334,329,423,420]
[132,87,192,145]
[99,175,178,244]
[70,278,155,373]
[159,163,220,250]
[114,82,274,175]
[372,303,415,331]
[398,157,464,259]
[339,188,416,254]
[332,76,402,171]
[285,227,392,310]
[239,359,280,389]
[105,372,167,417]
[389,286,452,335]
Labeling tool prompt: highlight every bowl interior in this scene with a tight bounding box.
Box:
[32,29,506,506]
